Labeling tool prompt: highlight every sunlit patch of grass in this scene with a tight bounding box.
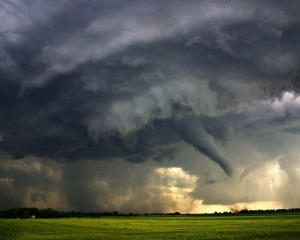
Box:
[0,221,24,240]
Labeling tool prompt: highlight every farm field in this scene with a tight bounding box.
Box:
[1,214,300,240]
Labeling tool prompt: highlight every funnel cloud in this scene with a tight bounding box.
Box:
[172,117,233,176]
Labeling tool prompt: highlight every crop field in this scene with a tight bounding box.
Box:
[0,214,300,240]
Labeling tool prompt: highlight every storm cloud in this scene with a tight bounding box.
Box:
[1,0,300,212]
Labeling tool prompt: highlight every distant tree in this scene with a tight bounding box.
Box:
[21,210,30,219]
[113,211,118,216]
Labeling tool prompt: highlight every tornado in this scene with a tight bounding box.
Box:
[172,116,233,176]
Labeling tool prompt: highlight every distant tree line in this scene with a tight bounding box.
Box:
[0,208,122,219]
[211,208,300,216]
[0,207,299,219]
[231,208,300,215]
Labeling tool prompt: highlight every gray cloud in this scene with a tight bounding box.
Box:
[1,0,300,211]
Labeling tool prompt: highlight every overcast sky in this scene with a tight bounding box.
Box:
[0,0,300,213]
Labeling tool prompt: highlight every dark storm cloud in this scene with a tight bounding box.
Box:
[1,0,300,179]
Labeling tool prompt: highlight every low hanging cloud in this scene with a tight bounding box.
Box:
[1,0,300,212]
[246,91,300,131]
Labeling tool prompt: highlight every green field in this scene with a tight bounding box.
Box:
[1,214,300,240]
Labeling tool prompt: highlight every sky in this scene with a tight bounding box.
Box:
[0,0,300,213]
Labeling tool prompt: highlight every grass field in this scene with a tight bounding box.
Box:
[0,214,300,240]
